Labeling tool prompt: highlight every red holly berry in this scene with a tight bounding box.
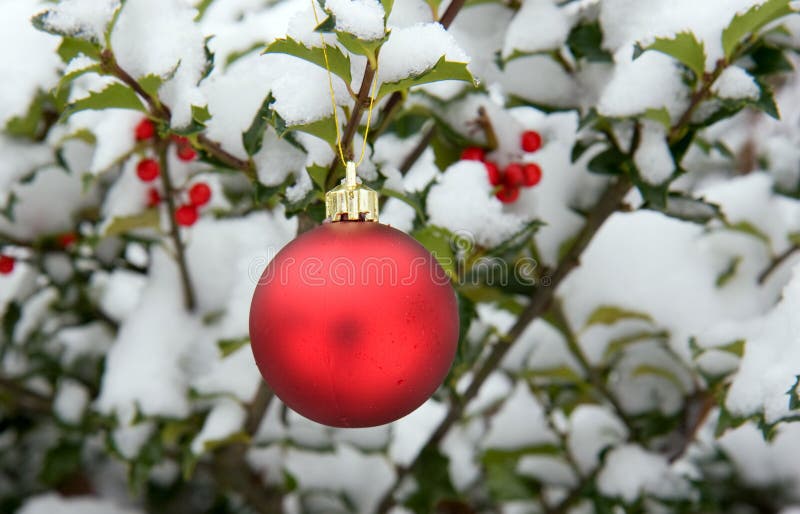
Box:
[135,118,155,141]
[58,232,77,248]
[521,130,542,153]
[175,204,199,227]
[522,163,542,187]
[136,158,160,182]
[461,146,485,161]
[171,135,189,145]
[177,144,197,162]
[0,255,14,275]
[146,187,161,207]
[188,182,211,206]
[503,163,525,187]
[496,185,520,204]
[485,161,502,186]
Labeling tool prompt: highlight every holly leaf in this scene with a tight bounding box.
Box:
[377,56,474,100]
[583,305,653,329]
[412,225,456,280]
[277,115,338,147]
[263,36,352,84]
[103,209,160,237]
[567,22,612,62]
[217,337,250,358]
[63,83,146,118]
[242,93,275,156]
[56,36,101,63]
[642,31,706,80]
[721,0,795,59]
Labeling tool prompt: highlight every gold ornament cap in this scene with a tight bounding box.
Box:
[325,161,379,222]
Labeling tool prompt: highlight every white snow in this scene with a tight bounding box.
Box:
[18,494,142,514]
[598,47,689,119]
[634,121,676,184]
[36,0,120,42]
[712,65,761,101]
[568,405,628,475]
[378,23,470,84]
[110,0,207,127]
[481,382,556,449]
[597,444,687,502]
[426,160,528,248]
[501,0,570,59]
[726,263,800,423]
[0,0,61,126]
[54,378,90,424]
[191,398,247,454]
[326,0,386,40]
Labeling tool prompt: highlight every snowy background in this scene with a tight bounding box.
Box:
[2,0,800,513]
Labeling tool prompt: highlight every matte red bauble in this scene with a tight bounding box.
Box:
[249,164,459,428]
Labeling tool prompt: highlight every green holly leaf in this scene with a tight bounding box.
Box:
[217,337,250,358]
[263,36,352,84]
[56,36,101,63]
[242,93,275,156]
[642,31,707,80]
[103,209,160,237]
[716,256,742,287]
[63,82,146,118]
[567,22,613,62]
[377,56,474,100]
[721,0,795,59]
[583,305,653,329]
[336,30,388,66]
[277,115,338,146]
[412,225,456,280]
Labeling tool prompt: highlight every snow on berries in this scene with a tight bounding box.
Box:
[0,255,14,275]
[458,139,544,203]
[136,158,160,182]
[135,118,155,141]
[175,204,199,227]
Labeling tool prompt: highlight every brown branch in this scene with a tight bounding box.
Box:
[326,60,377,189]
[399,125,436,174]
[101,49,256,177]
[758,244,800,284]
[376,177,632,513]
[157,139,197,311]
[0,376,52,415]
[668,59,727,144]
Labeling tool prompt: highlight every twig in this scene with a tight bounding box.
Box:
[0,376,52,415]
[326,60,377,189]
[758,244,800,284]
[156,139,197,311]
[375,177,632,512]
[399,125,436,174]
[100,50,256,177]
[668,59,727,144]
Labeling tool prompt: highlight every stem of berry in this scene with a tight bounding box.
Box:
[156,139,197,311]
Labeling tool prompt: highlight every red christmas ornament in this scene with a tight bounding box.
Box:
[249,163,459,427]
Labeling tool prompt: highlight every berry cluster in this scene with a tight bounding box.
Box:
[460,130,544,204]
[133,118,208,227]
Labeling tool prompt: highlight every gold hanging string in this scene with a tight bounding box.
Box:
[310,0,379,169]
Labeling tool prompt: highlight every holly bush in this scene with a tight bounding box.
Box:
[2,0,800,513]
